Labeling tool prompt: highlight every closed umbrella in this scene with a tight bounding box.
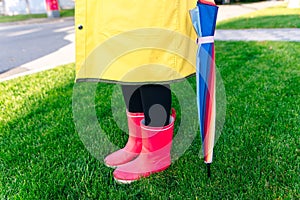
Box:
[189,0,218,177]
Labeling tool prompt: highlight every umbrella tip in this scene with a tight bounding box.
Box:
[207,163,211,178]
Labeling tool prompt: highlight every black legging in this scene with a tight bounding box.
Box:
[122,84,171,127]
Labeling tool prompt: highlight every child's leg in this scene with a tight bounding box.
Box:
[104,85,144,168]
[121,85,143,113]
[140,84,171,127]
[113,84,174,183]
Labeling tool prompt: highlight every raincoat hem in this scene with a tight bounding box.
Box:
[75,74,196,85]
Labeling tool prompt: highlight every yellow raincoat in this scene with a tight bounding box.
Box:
[75,0,197,84]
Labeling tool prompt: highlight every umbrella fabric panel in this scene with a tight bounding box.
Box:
[190,1,218,165]
[198,3,218,37]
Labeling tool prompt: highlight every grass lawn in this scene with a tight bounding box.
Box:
[1,41,299,199]
[0,9,74,23]
[217,4,300,29]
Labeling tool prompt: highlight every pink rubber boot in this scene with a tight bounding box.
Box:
[113,109,176,184]
[104,111,144,168]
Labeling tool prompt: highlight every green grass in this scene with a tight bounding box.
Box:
[0,13,47,23]
[0,9,74,23]
[60,9,75,18]
[217,4,300,29]
[1,41,299,199]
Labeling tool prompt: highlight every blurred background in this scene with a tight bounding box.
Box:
[0,0,74,16]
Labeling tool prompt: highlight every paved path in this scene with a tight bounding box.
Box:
[0,17,74,82]
[216,28,300,42]
[0,17,74,73]
[0,1,299,82]
[216,1,283,22]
